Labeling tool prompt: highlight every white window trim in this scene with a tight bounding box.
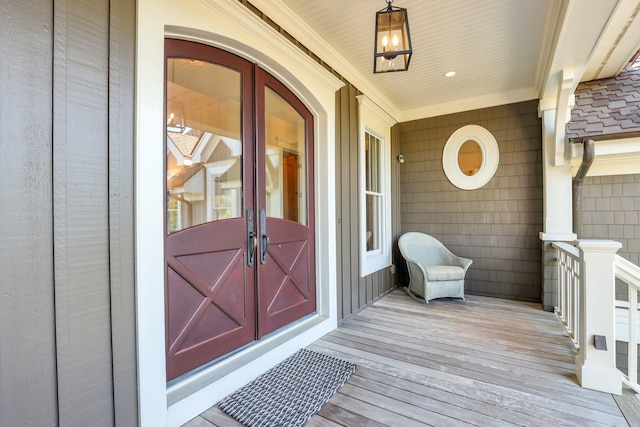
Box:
[357,95,396,277]
[442,124,499,190]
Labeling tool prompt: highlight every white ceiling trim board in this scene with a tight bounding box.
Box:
[593,1,640,79]
[534,0,571,98]
[399,87,539,123]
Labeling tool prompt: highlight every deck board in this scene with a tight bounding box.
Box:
[184,290,631,426]
[615,387,640,427]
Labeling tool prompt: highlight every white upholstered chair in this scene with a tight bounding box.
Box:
[398,232,472,303]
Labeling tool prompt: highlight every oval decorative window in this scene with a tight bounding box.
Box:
[442,125,499,190]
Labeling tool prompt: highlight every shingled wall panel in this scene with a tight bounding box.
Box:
[398,100,543,301]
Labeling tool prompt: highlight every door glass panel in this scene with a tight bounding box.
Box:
[264,86,307,225]
[166,58,243,234]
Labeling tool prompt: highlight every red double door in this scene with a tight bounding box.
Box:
[164,40,316,380]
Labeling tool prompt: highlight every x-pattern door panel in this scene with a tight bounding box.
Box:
[166,220,255,380]
[258,219,315,337]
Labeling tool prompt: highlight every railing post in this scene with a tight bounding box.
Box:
[576,240,622,395]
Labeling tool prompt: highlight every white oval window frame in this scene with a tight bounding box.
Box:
[442,125,499,190]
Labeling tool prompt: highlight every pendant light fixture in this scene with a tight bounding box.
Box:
[374,0,412,73]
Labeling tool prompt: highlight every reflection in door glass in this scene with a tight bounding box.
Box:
[264,87,307,225]
[166,58,243,234]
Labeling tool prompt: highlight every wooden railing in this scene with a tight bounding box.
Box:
[552,240,623,395]
[615,255,640,392]
[552,241,580,348]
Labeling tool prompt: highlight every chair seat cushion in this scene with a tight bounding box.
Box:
[424,265,465,281]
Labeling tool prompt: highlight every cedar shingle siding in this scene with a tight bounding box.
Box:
[398,100,543,302]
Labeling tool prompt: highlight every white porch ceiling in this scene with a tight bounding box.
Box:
[254,0,640,122]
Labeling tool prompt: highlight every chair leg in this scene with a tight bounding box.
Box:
[404,286,429,304]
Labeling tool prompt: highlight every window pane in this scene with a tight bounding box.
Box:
[458,139,483,176]
[366,194,380,251]
[166,58,243,234]
[365,131,382,252]
[366,132,380,193]
[264,86,307,225]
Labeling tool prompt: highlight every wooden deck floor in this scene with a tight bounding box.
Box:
[185,289,633,426]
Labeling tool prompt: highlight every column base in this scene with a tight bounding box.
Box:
[575,355,622,395]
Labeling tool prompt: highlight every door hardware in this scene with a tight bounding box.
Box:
[260,208,269,264]
[247,208,257,267]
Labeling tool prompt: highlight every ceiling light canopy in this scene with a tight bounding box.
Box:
[374,0,412,73]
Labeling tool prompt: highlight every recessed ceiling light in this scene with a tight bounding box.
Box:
[444,71,456,77]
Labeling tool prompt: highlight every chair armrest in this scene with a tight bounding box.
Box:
[457,257,473,273]
[403,256,427,286]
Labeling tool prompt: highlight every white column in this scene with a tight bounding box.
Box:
[538,94,576,310]
[538,98,575,242]
[575,240,622,395]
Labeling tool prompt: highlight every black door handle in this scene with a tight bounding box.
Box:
[247,208,256,267]
[260,208,269,264]
[261,234,270,265]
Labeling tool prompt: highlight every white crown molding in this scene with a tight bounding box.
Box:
[399,86,539,122]
[248,0,400,122]
[356,95,396,128]
[174,0,346,97]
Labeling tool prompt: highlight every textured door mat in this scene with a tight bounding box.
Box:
[218,348,356,426]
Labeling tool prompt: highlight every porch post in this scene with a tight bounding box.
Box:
[575,240,622,395]
[538,92,576,311]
